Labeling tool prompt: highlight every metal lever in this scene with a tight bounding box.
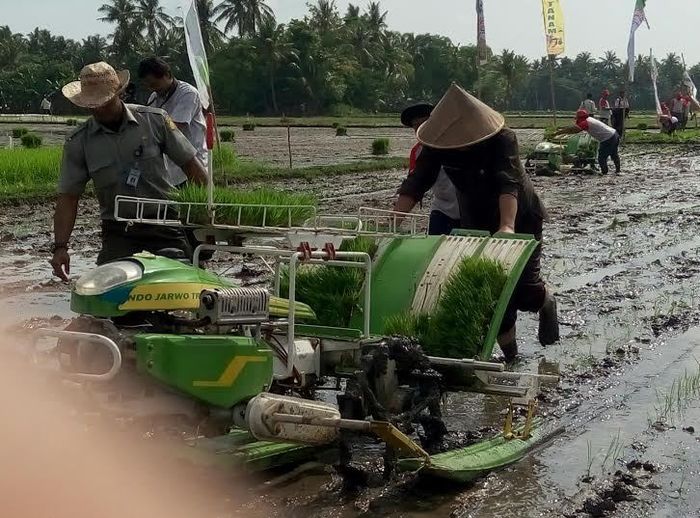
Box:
[34,329,122,382]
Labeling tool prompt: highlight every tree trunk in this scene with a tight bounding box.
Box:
[270,67,278,114]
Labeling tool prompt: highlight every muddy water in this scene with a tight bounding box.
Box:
[2,144,700,516]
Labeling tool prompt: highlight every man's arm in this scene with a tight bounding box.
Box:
[50,194,79,281]
[553,126,583,136]
[181,157,208,185]
[498,194,517,234]
[394,145,441,212]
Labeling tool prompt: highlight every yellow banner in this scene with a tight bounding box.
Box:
[542,0,565,56]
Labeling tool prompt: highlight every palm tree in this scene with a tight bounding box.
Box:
[308,0,339,34]
[80,35,109,64]
[214,0,274,37]
[494,50,529,109]
[365,1,387,39]
[344,3,360,23]
[98,0,138,59]
[0,27,26,68]
[196,0,225,53]
[600,50,621,72]
[135,0,173,51]
[256,16,298,113]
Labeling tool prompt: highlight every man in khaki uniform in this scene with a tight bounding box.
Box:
[50,62,208,281]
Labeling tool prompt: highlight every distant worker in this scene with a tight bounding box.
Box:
[394,84,559,362]
[598,89,612,125]
[40,96,52,115]
[554,109,620,175]
[659,103,679,135]
[50,62,208,280]
[400,103,460,236]
[611,90,630,139]
[579,93,597,117]
[139,57,208,188]
[670,92,687,130]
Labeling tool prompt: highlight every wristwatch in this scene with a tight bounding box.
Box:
[51,242,69,253]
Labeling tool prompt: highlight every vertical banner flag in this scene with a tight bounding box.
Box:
[476,0,488,65]
[650,50,661,115]
[627,0,650,82]
[541,0,565,56]
[182,0,211,109]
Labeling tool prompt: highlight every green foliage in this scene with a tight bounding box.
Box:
[382,257,508,358]
[172,184,316,227]
[219,129,235,142]
[625,129,700,144]
[11,127,28,138]
[0,147,62,199]
[242,122,256,131]
[20,133,42,148]
[636,122,648,130]
[335,126,347,136]
[372,138,390,155]
[66,118,79,126]
[280,237,377,328]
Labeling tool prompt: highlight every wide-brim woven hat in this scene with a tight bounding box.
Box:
[62,62,130,109]
[416,83,505,149]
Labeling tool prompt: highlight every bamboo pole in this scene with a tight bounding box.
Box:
[548,55,558,127]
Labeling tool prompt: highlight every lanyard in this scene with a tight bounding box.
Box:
[148,79,179,108]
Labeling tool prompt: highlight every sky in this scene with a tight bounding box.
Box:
[4,0,700,65]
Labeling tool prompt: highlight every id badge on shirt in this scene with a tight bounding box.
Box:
[126,166,141,187]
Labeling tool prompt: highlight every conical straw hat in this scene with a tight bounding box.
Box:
[62,62,130,109]
[416,83,505,149]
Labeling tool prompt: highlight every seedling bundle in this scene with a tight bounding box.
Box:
[172,185,315,227]
[384,256,507,358]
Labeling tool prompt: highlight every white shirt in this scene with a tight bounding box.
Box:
[431,171,461,220]
[614,97,630,109]
[580,99,596,114]
[148,80,207,186]
[577,116,616,142]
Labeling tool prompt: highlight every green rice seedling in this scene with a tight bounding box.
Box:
[381,256,507,358]
[280,237,377,328]
[383,311,432,340]
[636,122,648,130]
[66,118,79,126]
[0,147,62,198]
[11,127,28,138]
[371,138,390,155]
[336,126,347,136]
[21,133,42,148]
[242,122,256,131]
[172,184,316,227]
[220,129,235,142]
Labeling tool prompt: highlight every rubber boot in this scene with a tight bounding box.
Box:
[538,287,560,346]
[498,326,518,363]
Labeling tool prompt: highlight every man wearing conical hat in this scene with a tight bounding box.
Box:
[50,62,209,281]
[395,84,558,361]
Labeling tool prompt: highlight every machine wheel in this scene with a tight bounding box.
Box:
[57,316,125,376]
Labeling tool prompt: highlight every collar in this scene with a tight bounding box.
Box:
[88,102,139,134]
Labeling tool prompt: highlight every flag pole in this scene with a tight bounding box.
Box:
[548,55,558,127]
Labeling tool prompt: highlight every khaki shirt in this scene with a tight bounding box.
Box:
[58,103,196,220]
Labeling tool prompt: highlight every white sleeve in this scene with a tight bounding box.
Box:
[168,91,200,124]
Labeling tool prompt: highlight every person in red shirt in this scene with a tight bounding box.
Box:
[554,109,621,174]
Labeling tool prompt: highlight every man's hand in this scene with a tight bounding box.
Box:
[182,157,208,186]
[50,248,70,281]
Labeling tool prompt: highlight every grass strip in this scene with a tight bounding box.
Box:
[0,146,406,204]
[383,256,507,359]
[624,129,700,144]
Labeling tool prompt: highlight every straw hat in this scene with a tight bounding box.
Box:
[416,83,505,149]
[62,62,130,109]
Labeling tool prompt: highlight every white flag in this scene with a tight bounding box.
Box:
[627,0,650,82]
[683,69,697,100]
[182,0,211,109]
[650,50,661,115]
